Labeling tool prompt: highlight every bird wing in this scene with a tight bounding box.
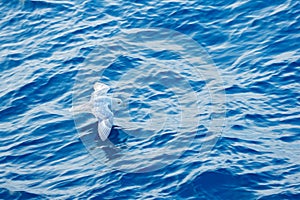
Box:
[93,82,110,95]
[98,118,113,141]
[97,104,113,141]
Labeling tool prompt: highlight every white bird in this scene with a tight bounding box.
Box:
[70,82,123,141]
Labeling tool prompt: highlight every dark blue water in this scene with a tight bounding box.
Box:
[1,0,299,199]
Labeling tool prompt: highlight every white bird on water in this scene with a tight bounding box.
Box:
[71,82,123,141]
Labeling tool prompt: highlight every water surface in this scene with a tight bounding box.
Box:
[0,0,299,199]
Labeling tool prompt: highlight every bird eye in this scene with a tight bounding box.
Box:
[118,102,120,104]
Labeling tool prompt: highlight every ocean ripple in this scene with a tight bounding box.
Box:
[0,0,299,199]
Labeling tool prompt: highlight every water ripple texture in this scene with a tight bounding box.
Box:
[0,0,299,199]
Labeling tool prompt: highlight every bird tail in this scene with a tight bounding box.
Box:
[69,103,91,113]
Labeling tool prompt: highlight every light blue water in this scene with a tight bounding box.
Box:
[1,0,299,199]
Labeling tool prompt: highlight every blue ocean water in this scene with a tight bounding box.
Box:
[1,0,299,199]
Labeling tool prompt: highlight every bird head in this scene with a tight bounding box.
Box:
[111,98,125,111]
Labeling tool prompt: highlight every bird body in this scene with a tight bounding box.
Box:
[71,82,123,141]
